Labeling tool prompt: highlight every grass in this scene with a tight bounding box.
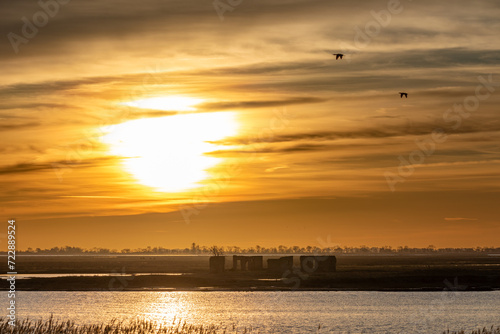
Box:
[0,317,254,334]
[444,328,500,334]
[1,318,498,334]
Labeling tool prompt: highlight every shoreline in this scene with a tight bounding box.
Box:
[4,271,499,292]
[6,287,499,292]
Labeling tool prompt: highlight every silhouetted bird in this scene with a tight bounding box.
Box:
[399,92,408,98]
[332,53,344,60]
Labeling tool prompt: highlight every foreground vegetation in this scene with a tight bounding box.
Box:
[444,327,500,334]
[0,318,252,334]
[1,318,498,334]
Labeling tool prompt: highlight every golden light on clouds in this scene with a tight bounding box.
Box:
[121,96,205,112]
[3,0,500,248]
[100,110,238,193]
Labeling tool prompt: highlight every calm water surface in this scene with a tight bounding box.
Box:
[6,291,500,333]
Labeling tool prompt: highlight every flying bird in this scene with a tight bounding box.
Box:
[399,92,408,98]
[332,53,344,60]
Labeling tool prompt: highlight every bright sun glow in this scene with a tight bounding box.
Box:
[121,96,204,112]
[101,111,238,193]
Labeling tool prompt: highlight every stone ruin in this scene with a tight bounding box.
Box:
[300,255,336,273]
[209,255,336,274]
[267,256,294,273]
[232,255,263,271]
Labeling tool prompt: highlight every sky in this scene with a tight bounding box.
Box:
[1,0,499,249]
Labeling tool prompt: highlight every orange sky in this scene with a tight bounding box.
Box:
[1,0,499,249]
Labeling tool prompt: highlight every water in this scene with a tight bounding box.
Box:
[0,273,183,280]
[5,291,499,333]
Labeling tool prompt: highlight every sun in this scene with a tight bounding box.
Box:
[101,106,238,193]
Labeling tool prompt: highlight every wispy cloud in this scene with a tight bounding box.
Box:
[198,97,327,111]
[0,156,121,175]
[60,195,128,199]
[211,121,500,147]
[444,217,478,222]
[0,122,41,131]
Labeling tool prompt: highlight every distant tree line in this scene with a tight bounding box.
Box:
[9,243,500,255]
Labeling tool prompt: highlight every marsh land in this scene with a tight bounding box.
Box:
[3,254,500,291]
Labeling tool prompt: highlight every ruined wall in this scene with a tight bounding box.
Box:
[267,256,293,273]
[300,255,336,273]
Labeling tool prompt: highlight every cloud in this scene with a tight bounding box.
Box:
[0,156,121,175]
[0,103,77,111]
[265,166,289,172]
[60,196,127,199]
[1,0,499,225]
[445,217,478,222]
[0,122,41,131]
[211,120,500,147]
[207,143,328,156]
[0,75,126,98]
[198,97,328,111]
